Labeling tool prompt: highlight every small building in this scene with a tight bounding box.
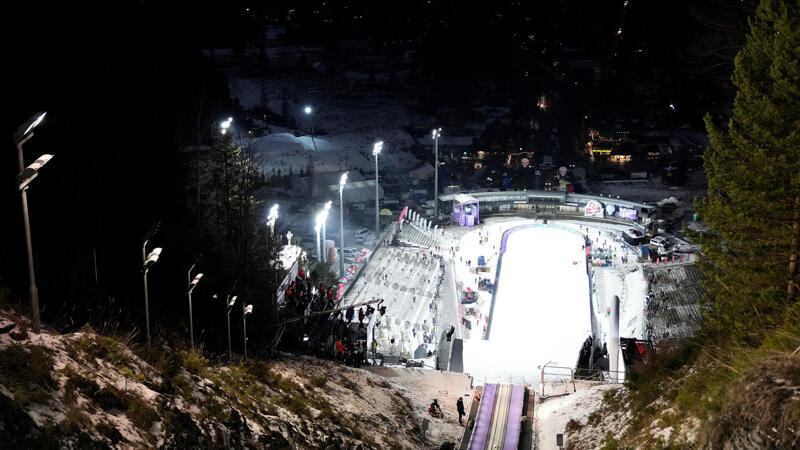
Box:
[453,194,480,227]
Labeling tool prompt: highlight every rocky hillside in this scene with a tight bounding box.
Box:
[0,308,440,449]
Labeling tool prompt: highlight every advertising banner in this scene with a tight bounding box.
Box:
[619,207,638,220]
[584,200,604,218]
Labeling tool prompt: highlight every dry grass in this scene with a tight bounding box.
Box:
[701,353,800,448]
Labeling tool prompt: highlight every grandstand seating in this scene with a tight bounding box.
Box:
[395,221,438,248]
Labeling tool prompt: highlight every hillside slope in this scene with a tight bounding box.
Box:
[0,308,442,449]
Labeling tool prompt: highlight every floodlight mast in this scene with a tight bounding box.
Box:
[13,111,48,333]
[226,295,238,360]
[432,128,441,221]
[267,204,279,235]
[243,304,254,359]
[141,246,162,347]
[321,201,332,262]
[304,106,317,152]
[187,260,203,351]
[338,172,348,277]
[373,141,383,240]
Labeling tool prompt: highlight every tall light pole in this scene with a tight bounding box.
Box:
[432,128,441,221]
[373,141,383,240]
[12,111,48,333]
[142,246,162,348]
[267,204,279,235]
[304,106,318,152]
[226,295,237,360]
[243,304,253,359]
[315,212,323,262]
[338,172,348,277]
[321,201,332,262]
[187,265,203,351]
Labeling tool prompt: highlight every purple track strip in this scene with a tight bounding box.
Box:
[502,385,525,450]
[468,383,497,450]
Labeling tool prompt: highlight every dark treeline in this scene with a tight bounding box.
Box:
[1,4,280,355]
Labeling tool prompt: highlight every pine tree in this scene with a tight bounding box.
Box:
[694,0,800,344]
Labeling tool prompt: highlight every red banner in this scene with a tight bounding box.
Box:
[398,206,408,225]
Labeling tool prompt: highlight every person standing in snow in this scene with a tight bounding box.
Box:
[457,397,466,425]
[358,307,365,327]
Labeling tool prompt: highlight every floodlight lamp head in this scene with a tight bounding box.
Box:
[220,117,233,133]
[229,296,238,307]
[146,247,162,263]
[339,172,348,187]
[268,204,279,220]
[14,111,47,143]
[324,200,332,210]
[304,106,312,114]
[191,273,204,285]
[373,141,383,155]
[244,304,253,315]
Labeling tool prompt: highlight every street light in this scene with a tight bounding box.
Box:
[243,304,254,359]
[338,172,348,277]
[187,262,203,351]
[304,106,318,152]
[12,111,48,333]
[432,128,442,221]
[141,246,162,347]
[373,141,383,240]
[226,295,237,360]
[321,201,332,262]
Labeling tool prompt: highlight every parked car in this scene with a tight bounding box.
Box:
[650,236,672,248]
[342,247,360,260]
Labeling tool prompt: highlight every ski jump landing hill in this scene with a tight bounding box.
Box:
[461,224,593,386]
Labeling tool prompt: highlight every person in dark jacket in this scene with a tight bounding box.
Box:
[457,397,466,425]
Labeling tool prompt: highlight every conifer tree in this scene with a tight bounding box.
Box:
[695,0,800,344]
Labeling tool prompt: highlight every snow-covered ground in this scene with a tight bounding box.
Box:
[535,383,621,449]
[333,215,656,390]
[462,225,590,386]
[442,217,650,387]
